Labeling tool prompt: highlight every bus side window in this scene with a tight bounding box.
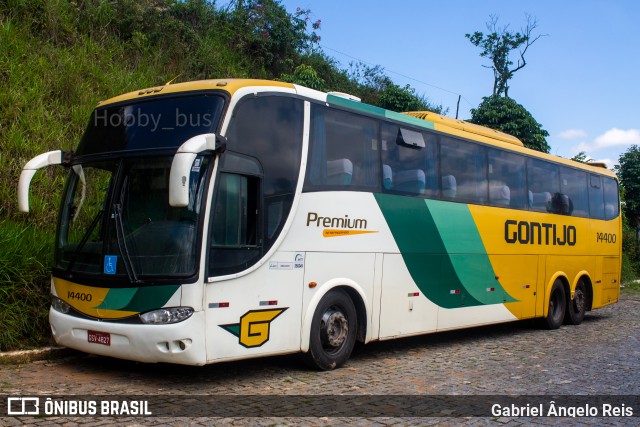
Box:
[224,95,304,258]
[381,124,437,197]
[209,173,261,276]
[487,148,526,209]
[560,167,588,217]
[527,158,559,213]
[603,177,620,220]
[441,137,487,204]
[588,174,605,219]
[306,105,379,191]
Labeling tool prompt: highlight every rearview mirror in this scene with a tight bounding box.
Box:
[18,150,65,212]
[169,134,226,207]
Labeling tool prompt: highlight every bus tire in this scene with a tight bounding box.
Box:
[565,280,587,325]
[542,280,566,330]
[305,289,357,371]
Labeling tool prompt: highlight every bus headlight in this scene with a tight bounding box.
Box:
[51,295,71,314]
[139,307,194,324]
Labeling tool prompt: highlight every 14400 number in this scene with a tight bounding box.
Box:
[67,291,93,302]
[596,232,616,244]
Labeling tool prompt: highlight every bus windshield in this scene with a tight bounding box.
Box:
[54,93,224,281]
[56,156,210,280]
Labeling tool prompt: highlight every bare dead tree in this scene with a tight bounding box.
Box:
[466,14,547,97]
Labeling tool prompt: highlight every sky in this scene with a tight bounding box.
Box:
[280,0,640,168]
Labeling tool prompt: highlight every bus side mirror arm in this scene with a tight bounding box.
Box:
[169,133,225,207]
[18,150,72,213]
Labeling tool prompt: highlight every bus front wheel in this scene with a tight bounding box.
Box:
[542,280,566,330]
[565,280,587,325]
[305,289,357,370]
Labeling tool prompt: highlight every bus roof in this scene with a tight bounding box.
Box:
[403,111,524,147]
[98,79,296,107]
[97,78,616,178]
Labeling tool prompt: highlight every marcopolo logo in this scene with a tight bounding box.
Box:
[306,212,378,238]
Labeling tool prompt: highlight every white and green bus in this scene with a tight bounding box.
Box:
[19,79,621,370]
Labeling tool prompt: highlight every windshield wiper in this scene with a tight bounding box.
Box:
[113,176,142,284]
[65,208,103,273]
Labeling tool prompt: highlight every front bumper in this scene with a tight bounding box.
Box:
[49,308,207,365]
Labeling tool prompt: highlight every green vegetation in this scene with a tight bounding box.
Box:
[468,95,550,153]
[465,15,549,154]
[0,0,443,350]
[0,221,52,350]
[616,146,640,286]
[615,146,640,231]
[465,14,544,98]
[621,212,640,286]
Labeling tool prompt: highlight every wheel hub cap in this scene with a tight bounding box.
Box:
[321,309,348,348]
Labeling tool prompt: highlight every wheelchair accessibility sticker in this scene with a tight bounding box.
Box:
[104,255,117,275]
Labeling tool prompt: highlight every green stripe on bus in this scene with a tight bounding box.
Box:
[95,285,180,312]
[327,94,387,117]
[326,94,435,130]
[374,194,516,308]
[425,199,516,304]
[94,287,137,310]
[374,194,481,308]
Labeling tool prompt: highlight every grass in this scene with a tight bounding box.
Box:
[0,220,53,351]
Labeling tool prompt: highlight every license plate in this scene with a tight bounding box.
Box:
[87,330,111,346]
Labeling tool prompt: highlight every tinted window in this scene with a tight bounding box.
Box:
[77,94,225,155]
[440,137,488,204]
[209,173,261,276]
[211,174,258,247]
[487,148,527,209]
[589,174,605,219]
[560,167,588,217]
[210,95,304,276]
[603,177,620,220]
[527,158,559,213]
[381,124,437,196]
[305,105,379,190]
[225,95,304,250]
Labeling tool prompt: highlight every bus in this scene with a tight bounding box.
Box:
[18,79,621,370]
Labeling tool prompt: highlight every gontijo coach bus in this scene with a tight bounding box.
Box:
[18,79,621,370]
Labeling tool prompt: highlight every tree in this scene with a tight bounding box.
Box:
[346,62,447,114]
[379,79,430,112]
[570,151,593,163]
[615,145,640,229]
[224,0,321,76]
[469,95,550,152]
[280,64,325,91]
[466,14,545,97]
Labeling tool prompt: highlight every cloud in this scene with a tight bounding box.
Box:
[569,128,640,154]
[593,128,640,148]
[556,129,588,140]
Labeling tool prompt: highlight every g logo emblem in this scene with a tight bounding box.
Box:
[220,308,287,348]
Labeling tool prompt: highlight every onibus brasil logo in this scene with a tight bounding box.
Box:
[220,308,287,348]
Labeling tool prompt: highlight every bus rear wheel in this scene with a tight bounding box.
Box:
[305,289,357,371]
[565,280,587,325]
[542,280,566,330]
